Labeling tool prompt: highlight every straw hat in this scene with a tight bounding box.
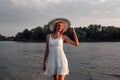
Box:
[48,18,71,33]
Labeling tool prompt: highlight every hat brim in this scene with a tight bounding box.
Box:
[48,18,71,33]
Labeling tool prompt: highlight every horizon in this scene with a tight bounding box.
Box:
[0,24,119,37]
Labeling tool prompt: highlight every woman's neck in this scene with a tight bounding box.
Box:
[54,32,61,37]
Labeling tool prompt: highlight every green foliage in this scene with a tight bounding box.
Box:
[0,34,15,41]
[0,34,6,40]
[2,24,120,42]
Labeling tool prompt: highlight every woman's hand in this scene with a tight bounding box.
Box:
[65,27,79,46]
[69,28,75,33]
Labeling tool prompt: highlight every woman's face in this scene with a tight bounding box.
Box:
[55,22,64,33]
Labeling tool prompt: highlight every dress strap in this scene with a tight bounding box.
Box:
[50,33,63,40]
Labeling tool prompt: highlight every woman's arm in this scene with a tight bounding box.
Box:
[63,28,79,46]
[43,34,49,71]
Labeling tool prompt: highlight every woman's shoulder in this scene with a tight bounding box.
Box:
[46,34,51,39]
[47,34,51,37]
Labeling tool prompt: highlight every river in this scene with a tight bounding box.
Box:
[0,41,120,80]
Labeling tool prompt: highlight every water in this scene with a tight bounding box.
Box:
[0,41,120,80]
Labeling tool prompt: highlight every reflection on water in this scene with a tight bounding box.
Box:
[0,41,46,80]
[0,41,120,80]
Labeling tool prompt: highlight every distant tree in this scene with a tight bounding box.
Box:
[15,32,23,41]
[31,26,44,41]
[0,34,7,40]
[13,24,120,42]
[22,29,31,40]
[42,25,51,40]
[87,24,101,41]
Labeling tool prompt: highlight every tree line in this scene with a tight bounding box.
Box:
[1,24,120,42]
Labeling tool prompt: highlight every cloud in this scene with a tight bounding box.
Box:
[11,0,28,6]
[0,0,120,36]
[0,0,120,24]
[11,0,62,7]
[99,0,106,3]
[46,0,61,3]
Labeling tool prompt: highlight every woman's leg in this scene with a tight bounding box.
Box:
[53,74,58,80]
[58,75,65,80]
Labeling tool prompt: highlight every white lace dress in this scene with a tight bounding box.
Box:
[44,34,69,75]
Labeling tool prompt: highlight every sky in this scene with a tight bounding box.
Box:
[0,0,120,36]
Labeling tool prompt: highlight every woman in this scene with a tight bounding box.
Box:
[43,18,79,80]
